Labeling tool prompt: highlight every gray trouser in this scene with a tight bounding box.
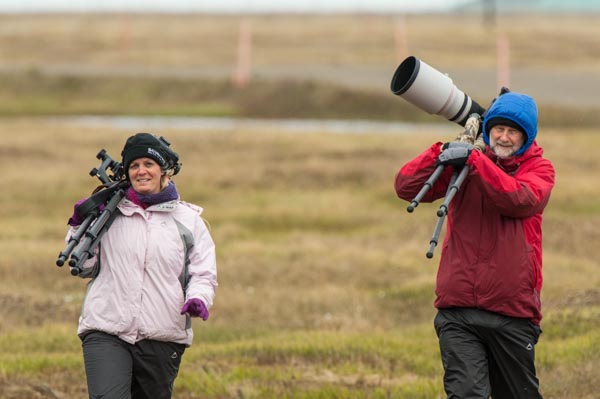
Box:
[434,308,542,399]
[81,331,186,399]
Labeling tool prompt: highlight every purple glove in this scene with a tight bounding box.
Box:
[68,198,105,226]
[181,298,209,321]
[68,198,88,226]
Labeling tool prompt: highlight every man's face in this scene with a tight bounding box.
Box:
[490,125,525,158]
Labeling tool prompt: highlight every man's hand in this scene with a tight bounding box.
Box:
[436,142,474,167]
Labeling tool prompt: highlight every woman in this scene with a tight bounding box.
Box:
[66,132,217,399]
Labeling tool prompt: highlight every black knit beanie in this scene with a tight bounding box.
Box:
[485,117,525,135]
[121,133,168,174]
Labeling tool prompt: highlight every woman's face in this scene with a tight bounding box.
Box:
[128,157,163,194]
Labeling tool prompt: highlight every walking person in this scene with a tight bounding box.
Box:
[65,132,217,399]
[394,91,555,398]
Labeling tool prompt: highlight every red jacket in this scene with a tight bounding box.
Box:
[395,141,555,324]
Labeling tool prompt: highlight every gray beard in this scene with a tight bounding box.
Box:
[490,137,520,158]
[492,146,516,158]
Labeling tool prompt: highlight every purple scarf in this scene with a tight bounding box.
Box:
[126,181,179,209]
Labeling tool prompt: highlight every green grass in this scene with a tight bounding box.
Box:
[1,122,599,398]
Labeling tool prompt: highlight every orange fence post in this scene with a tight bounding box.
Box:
[394,16,409,64]
[120,14,131,62]
[496,33,510,90]
[232,19,252,89]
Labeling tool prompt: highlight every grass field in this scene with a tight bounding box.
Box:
[0,12,599,399]
[0,120,599,398]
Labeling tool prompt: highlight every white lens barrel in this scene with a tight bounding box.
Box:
[391,56,484,126]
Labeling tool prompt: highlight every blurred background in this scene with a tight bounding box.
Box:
[1,1,599,398]
[1,0,600,125]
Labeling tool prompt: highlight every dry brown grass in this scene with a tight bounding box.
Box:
[1,13,599,71]
[1,118,599,398]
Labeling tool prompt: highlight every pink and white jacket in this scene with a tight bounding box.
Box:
[67,198,217,346]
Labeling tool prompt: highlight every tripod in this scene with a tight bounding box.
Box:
[406,114,482,258]
[56,149,127,276]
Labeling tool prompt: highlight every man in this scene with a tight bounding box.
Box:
[394,91,555,398]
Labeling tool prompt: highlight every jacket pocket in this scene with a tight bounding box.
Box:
[528,249,542,307]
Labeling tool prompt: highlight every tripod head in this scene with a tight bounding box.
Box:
[89,149,124,185]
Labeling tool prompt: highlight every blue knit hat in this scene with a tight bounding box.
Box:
[482,92,538,156]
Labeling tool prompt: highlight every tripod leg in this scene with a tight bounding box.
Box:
[437,165,469,217]
[426,165,469,258]
[427,165,469,259]
[426,214,446,258]
[56,213,96,267]
[407,164,445,212]
[69,189,125,275]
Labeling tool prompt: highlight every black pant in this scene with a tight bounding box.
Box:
[434,308,542,399]
[81,331,186,399]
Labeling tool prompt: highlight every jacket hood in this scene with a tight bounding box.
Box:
[482,92,538,156]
